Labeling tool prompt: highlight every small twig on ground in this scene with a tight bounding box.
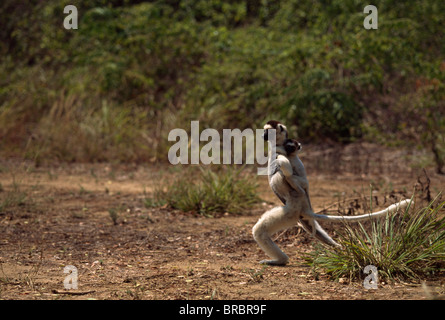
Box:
[52,289,96,295]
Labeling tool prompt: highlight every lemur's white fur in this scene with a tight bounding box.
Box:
[253,121,339,265]
[252,121,413,266]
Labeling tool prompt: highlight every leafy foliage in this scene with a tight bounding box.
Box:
[1,0,444,163]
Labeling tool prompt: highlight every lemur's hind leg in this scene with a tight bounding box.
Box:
[299,218,341,247]
[252,206,298,265]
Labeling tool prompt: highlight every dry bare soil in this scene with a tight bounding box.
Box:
[1,144,444,300]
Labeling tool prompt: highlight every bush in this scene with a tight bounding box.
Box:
[306,198,445,281]
[154,166,261,216]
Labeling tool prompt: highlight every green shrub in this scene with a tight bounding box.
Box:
[156,166,261,216]
[306,198,445,281]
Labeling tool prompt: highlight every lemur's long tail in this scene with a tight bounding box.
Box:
[309,199,413,222]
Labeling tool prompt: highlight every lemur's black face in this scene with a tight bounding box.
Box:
[263,120,287,141]
[284,139,301,155]
[263,129,270,141]
[284,141,296,154]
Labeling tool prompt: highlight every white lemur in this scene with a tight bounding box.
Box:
[252,120,412,265]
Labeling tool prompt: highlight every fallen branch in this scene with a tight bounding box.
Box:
[52,289,95,295]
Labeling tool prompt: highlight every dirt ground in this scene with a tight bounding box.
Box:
[0,144,444,300]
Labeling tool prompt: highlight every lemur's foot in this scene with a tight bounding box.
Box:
[259,259,288,266]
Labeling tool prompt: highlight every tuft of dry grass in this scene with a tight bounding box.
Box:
[148,166,261,217]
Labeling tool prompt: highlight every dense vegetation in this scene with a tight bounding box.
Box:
[1,0,444,170]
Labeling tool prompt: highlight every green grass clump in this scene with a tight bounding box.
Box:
[155,166,261,217]
[307,198,445,281]
[0,176,27,212]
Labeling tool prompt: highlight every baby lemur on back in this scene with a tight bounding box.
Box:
[280,138,412,223]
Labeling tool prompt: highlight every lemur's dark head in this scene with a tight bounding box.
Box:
[263,120,288,145]
[284,139,302,156]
